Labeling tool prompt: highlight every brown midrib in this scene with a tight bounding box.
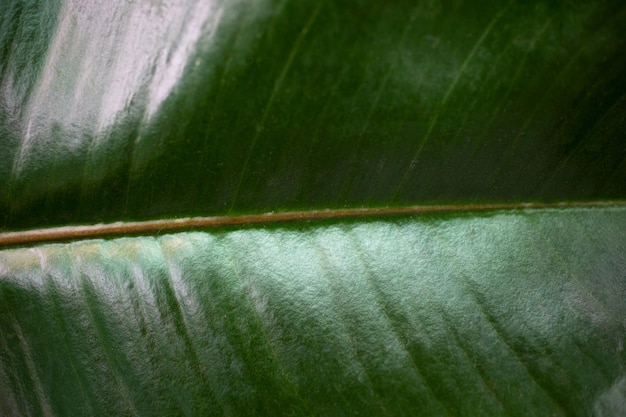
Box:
[1,200,625,248]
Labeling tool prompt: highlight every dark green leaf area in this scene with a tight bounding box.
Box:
[2,0,626,230]
[1,207,625,416]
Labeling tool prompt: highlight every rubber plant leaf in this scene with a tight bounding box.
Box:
[1,0,626,416]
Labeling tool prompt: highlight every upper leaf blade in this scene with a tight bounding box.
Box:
[1,0,625,230]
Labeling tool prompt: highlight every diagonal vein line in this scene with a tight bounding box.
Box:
[335,3,423,203]
[0,279,55,417]
[1,200,624,248]
[485,4,625,188]
[354,2,422,138]
[6,314,55,417]
[525,215,614,320]
[346,231,452,415]
[313,243,391,415]
[223,239,312,413]
[0,330,21,415]
[228,1,323,212]
[482,17,552,155]
[38,248,95,416]
[436,306,506,412]
[463,17,552,181]
[74,245,142,417]
[157,239,227,416]
[392,2,513,199]
[461,281,570,414]
[190,10,248,209]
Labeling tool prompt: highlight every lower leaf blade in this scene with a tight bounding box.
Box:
[1,207,625,416]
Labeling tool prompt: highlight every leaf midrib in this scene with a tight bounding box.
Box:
[1,200,625,248]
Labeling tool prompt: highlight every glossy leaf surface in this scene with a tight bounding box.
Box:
[2,207,626,416]
[1,0,626,416]
[1,0,625,229]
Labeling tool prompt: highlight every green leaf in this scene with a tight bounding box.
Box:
[1,0,626,416]
[2,208,626,416]
[1,0,625,229]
